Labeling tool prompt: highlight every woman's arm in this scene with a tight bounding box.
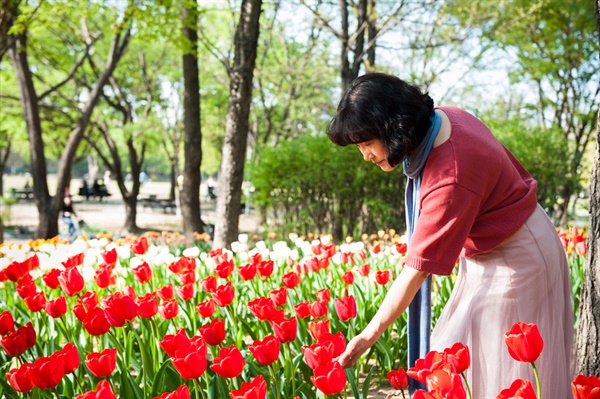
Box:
[336,265,430,368]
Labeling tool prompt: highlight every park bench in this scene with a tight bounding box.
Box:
[10,187,34,201]
[139,195,177,213]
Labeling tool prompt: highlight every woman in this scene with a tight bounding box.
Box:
[328,73,573,397]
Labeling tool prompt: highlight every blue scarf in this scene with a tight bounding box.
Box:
[403,111,442,395]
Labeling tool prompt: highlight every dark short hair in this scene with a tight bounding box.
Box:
[326,73,435,167]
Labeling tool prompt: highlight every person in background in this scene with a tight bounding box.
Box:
[327,73,573,397]
[61,196,78,240]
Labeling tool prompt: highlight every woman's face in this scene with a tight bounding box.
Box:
[356,139,396,172]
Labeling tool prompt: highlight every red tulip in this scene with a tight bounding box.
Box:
[318,331,347,357]
[215,259,235,279]
[85,348,117,377]
[387,367,409,390]
[358,263,370,276]
[176,283,195,301]
[271,316,297,343]
[497,379,537,399]
[102,292,137,327]
[30,354,65,389]
[249,335,280,366]
[159,299,179,320]
[269,288,287,307]
[132,261,153,284]
[169,256,197,274]
[0,310,15,335]
[248,297,278,321]
[102,248,118,264]
[316,288,330,302]
[42,268,62,289]
[94,264,116,289]
[375,269,391,285]
[335,295,357,321]
[17,278,37,299]
[62,253,85,268]
[45,296,68,318]
[157,283,174,300]
[153,385,191,399]
[294,301,311,319]
[302,340,334,369]
[201,276,217,293]
[310,361,347,396]
[196,299,215,318]
[75,380,116,399]
[82,307,111,336]
[160,328,191,357]
[58,267,85,296]
[308,319,330,341]
[211,282,235,307]
[73,291,99,320]
[309,300,328,318]
[442,342,470,375]
[504,322,544,363]
[230,375,267,399]
[256,260,274,278]
[136,292,159,318]
[1,322,36,357]
[281,271,300,288]
[424,368,466,398]
[7,363,34,392]
[178,270,195,284]
[341,271,354,284]
[124,285,137,300]
[171,341,208,380]
[131,236,149,255]
[3,260,29,282]
[24,290,46,312]
[198,318,226,346]
[407,350,447,384]
[58,343,80,374]
[571,374,600,399]
[210,344,245,378]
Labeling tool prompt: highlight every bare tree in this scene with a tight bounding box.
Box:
[575,0,600,377]
[213,0,262,248]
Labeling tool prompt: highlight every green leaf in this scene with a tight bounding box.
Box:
[362,366,375,399]
[346,367,360,399]
[151,359,173,397]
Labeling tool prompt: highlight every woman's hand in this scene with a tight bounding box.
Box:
[335,333,375,369]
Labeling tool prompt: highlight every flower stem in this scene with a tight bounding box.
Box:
[531,361,542,399]
[461,372,472,399]
[193,378,207,399]
[268,364,283,399]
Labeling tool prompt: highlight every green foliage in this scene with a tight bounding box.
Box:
[249,134,406,240]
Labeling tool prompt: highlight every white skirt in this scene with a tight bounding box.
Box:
[430,205,574,398]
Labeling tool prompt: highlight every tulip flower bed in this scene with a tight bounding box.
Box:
[0,227,592,399]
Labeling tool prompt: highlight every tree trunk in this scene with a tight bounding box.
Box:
[9,22,131,238]
[180,3,203,241]
[576,0,600,376]
[169,162,177,202]
[9,31,54,237]
[213,0,262,249]
[123,195,139,233]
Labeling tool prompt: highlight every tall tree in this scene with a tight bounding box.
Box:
[444,0,599,227]
[213,0,262,248]
[180,0,204,241]
[576,0,600,377]
[7,1,133,238]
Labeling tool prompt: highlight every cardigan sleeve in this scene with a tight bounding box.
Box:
[404,183,482,276]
